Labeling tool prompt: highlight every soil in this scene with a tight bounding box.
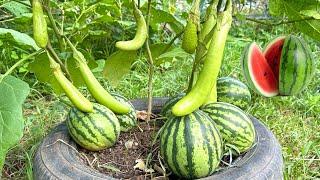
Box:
[79,119,167,179]
[79,116,246,179]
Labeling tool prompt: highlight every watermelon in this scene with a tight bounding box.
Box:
[161,93,185,117]
[276,36,315,95]
[66,103,120,151]
[110,93,137,132]
[242,35,315,97]
[241,42,279,97]
[202,102,256,154]
[160,110,223,179]
[217,77,251,109]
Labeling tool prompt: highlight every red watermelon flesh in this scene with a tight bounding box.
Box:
[249,44,278,96]
[264,37,286,82]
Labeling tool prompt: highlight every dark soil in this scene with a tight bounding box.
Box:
[79,120,166,179]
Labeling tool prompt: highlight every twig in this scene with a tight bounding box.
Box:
[0,50,44,82]
[245,16,317,26]
[161,30,184,55]
[45,42,72,81]
[43,1,65,51]
[145,0,154,122]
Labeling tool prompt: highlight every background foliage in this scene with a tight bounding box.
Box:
[0,0,319,179]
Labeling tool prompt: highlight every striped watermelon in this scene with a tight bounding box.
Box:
[217,77,251,109]
[110,93,137,132]
[242,35,315,97]
[276,35,315,95]
[160,110,223,178]
[161,93,185,116]
[202,102,255,154]
[66,103,120,151]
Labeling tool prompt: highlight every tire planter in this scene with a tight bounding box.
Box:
[33,98,284,180]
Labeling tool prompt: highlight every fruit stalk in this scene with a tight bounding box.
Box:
[46,51,93,113]
[172,0,232,116]
[64,37,130,114]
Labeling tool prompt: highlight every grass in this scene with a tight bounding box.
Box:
[2,22,320,179]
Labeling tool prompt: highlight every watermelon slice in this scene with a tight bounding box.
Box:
[241,42,279,97]
[263,36,286,81]
[241,36,314,97]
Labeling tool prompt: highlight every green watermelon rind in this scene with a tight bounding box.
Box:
[217,77,251,109]
[278,35,315,95]
[160,110,223,179]
[66,103,120,151]
[110,93,137,132]
[202,102,256,154]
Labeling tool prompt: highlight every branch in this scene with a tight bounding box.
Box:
[0,49,44,82]
[43,1,65,50]
[245,16,317,26]
[45,42,72,81]
[145,0,154,122]
[161,30,184,54]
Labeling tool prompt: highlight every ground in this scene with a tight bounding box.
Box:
[2,23,320,179]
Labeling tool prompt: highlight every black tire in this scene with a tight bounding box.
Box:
[33,98,283,180]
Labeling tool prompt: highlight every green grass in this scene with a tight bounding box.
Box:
[2,23,320,179]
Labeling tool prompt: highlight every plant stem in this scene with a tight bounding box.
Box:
[46,43,72,81]
[145,0,154,122]
[245,16,316,26]
[44,1,65,51]
[161,30,184,54]
[0,50,44,82]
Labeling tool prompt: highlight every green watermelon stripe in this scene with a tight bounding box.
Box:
[289,47,299,94]
[212,116,253,142]
[202,112,223,158]
[194,113,213,174]
[93,106,118,137]
[206,106,252,131]
[218,93,251,100]
[280,36,292,92]
[67,120,93,148]
[296,37,311,92]
[87,115,114,144]
[68,115,101,147]
[183,115,195,178]
[70,111,104,146]
[172,118,184,177]
[210,104,253,125]
[160,118,173,155]
[162,118,177,173]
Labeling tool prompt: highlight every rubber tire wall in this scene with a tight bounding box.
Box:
[33,98,284,180]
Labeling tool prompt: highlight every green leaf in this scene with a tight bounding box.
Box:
[300,10,320,20]
[0,75,30,171]
[0,28,40,50]
[28,52,98,94]
[284,2,320,41]
[148,43,189,65]
[1,1,30,17]
[150,7,184,33]
[28,53,63,94]
[269,0,284,16]
[103,50,137,86]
